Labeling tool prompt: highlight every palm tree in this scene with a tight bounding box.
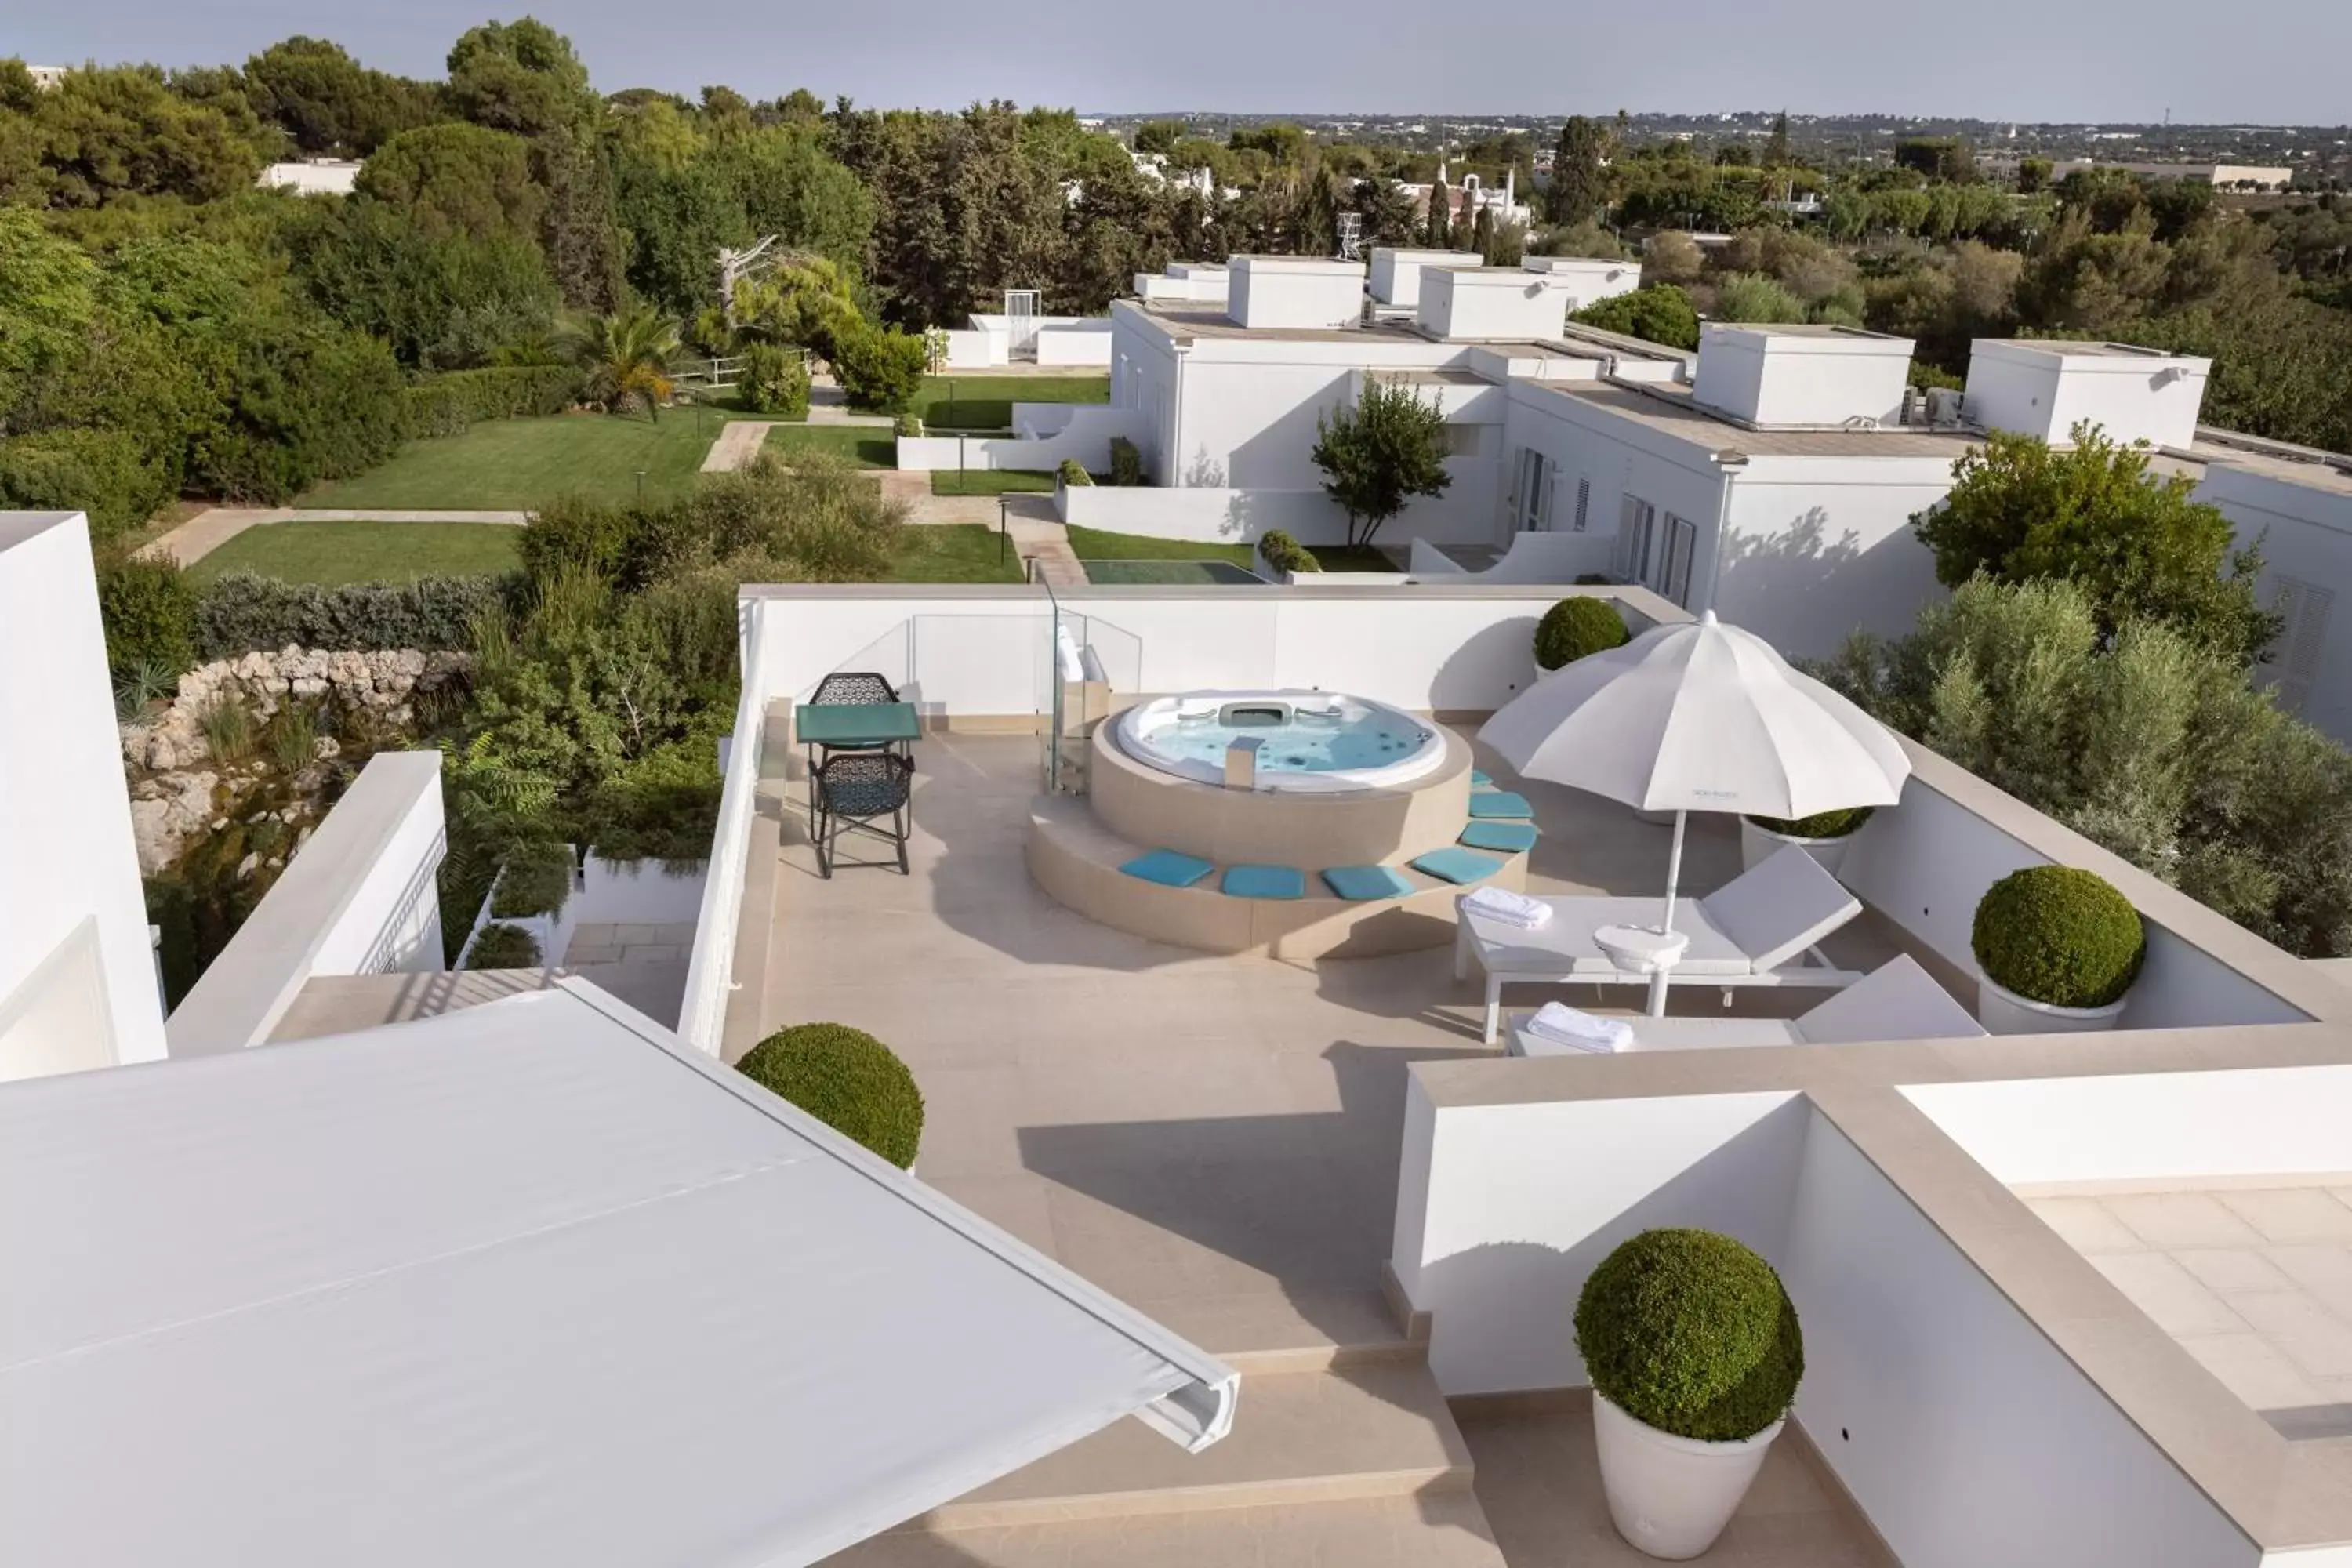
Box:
[574,305,681,420]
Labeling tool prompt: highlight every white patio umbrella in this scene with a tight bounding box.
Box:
[1479,609,1911,939]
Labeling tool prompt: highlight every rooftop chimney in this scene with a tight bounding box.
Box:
[1691,324,1914,428]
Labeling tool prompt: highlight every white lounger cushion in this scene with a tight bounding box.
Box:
[1464,846,1864,981]
[1508,955,1981,1054]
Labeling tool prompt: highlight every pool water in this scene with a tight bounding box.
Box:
[1151,705,1433,775]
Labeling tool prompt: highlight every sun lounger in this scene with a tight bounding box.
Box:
[1454,845,1866,1044]
[1504,956,1981,1055]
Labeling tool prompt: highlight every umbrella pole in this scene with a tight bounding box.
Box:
[1650,810,1687,1018]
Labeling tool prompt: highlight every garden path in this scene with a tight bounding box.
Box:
[143,508,528,566]
[699,420,786,473]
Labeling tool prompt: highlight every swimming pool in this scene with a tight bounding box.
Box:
[1113,691,1445,792]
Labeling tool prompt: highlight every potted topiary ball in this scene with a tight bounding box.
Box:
[736,1022,926,1168]
[1971,865,2145,1034]
[1575,1228,1803,1560]
[1740,806,1875,880]
[1534,597,1632,671]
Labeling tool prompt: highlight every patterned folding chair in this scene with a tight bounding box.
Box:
[813,752,915,878]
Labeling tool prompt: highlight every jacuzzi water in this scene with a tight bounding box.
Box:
[1115,691,1445,792]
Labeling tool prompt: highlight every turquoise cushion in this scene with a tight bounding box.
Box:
[1322,864,1415,902]
[1412,847,1505,885]
[1470,770,1493,788]
[1468,791,1534,819]
[1121,848,1214,887]
[1223,863,1305,900]
[1460,819,1539,853]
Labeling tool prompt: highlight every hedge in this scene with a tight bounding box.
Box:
[466,921,543,969]
[1057,457,1092,486]
[1109,435,1145,486]
[1746,806,1875,839]
[1972,865,2146,1009]
[99,556,198,677]
[831,323,928,414]
[1534,597,1631,670]
[195,571,516,660]
[1259,528,1320,574]
[738,343,811,418]
[0,428,176,543]
[1575,1228,1803,1443]
[736,1022,925,1167]
[405,365,582,440]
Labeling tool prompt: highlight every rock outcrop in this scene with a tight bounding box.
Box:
[121,646,469,774]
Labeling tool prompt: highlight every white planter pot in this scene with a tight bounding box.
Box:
[1738,818,1854,880]
[1976,975,2129,1034]
[1593,1393,1784,1560]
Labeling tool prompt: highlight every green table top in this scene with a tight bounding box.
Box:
[795,701,920,746]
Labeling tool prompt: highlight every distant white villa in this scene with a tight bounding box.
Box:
[257,159,364,196]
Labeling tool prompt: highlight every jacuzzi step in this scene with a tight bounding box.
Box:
[1026,795,1527,959]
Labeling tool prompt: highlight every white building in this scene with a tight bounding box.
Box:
[257,159,365,195]
[2053,159,2297,192]
[24,63,68,90]
[2192,437,2352,739]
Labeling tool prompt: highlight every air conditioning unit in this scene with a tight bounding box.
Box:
[1925,387,1964,426]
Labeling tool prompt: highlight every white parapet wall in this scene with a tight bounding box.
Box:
[677,608,775,1056]
[1407,531,1621,583]
[1054,481,1499,550]
[896,405,1149,473]
[0,511,169,1079]
[1389,1080,2270,1568]
[165,751,447,1055]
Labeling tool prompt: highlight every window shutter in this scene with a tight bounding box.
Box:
[2277,575,2335,714]
[1573,477,1591,532]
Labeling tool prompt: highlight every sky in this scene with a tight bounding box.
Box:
[13,0,2352,126]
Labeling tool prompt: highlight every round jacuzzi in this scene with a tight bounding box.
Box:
[1114,691,1445,793]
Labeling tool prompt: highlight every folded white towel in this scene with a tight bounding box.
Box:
[1464,887,1552,929]
[1526,1002,1633,1054]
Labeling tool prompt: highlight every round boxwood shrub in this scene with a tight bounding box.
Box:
[737,1022,925,1168]
[1972,865,2145,1009]
[1745,806,1875,840]
[466,922,543,969]
[1258,528,1320,575]
[1575,1228,1803,1443]
[1535,597,1631,670]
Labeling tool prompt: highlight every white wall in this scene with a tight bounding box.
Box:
[1838,775,2307,1030]
[2199,462,2352,742]
[1227,257,1364,329]
[1370,248,1481,307]
[895,406,1149,474]
[1519,256,1641,312]
[0,513,166,1077]
[1782,1112,2260,1568]
[1905,1065,2352,1186]
[166,751,446,1055]
[1407,529,1621,583]
[1391,1083,1809,1392]
[1711,459,1955,654]
[746,587,1581,720]
[1056,481,1499,550]
[1036,320,1113,366]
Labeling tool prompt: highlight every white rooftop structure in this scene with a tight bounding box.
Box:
[1963,339,2212,451]
[1416,267,1573,342]
[1369,247,1483,310]
[0,979,1234,1567]
[1225,255,1366,331]
[1692,323,1915,430]
[1518,254,1642,313]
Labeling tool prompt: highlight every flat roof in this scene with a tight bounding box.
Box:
[1134,302,1435,345]
[2187,433,2352,500]
[1539,380,1982,459]
[1980,338,2190,360]
[0,982,1234,1566]
[1702,321,1908,342]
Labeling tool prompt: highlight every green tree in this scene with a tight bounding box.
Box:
[285,197,556,368]
[245,36,439,155]
[829,320,927,412]
[1818,577,2352,957]
[1310,375,1454,549]
[1352,176,1422,249]
[445,16,591,137]
[1709,271,1809,324]
[1913,425,2278,662]
[1572,284,1700,350]
[2016,156,2053,194]
[358,122,545,245]
[1425,176,1452,248]
[0,209,99,421]
[573,305,680,419]
[20,65,266,207]
[1762,111,1789,169]
[1134,119,1183,156]
[1547,115,1610,226]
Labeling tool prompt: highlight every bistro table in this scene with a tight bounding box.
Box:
[793,701,920,836]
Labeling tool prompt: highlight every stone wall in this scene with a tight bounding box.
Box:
[122,646,470,775]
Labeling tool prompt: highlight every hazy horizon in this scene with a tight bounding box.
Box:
[13,0,2352,127]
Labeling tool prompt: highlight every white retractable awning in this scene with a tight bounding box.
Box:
[0,981,1235,1566]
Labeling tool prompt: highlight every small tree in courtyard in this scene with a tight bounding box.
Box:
[1311,376,1453,550]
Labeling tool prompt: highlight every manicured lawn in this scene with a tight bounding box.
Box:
[187,521,521,586]
[912,374,1108,431]
[931,469,1055,496]
[765,425,896,468]
[1065,526,1253,568]
[887,524,1024,583]
[302,411,728,510]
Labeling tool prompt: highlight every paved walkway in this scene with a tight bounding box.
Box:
[700,420,785,473]
[808,374,895,428]
[143,508,528,566]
